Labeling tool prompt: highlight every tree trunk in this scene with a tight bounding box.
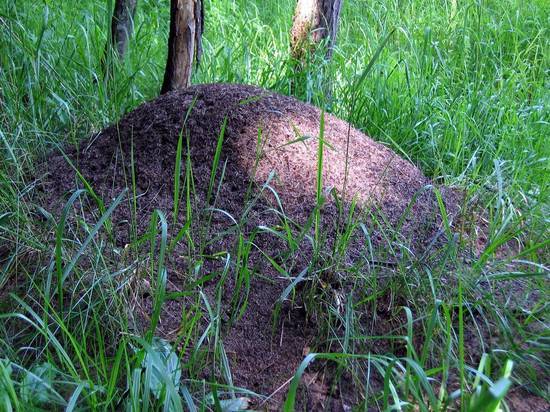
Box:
[110,0,138,58]
[161,0,204,94]
[290,0,343,61]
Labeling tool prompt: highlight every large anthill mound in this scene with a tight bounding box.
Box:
[40,83,459,407]
[44,83,454,245]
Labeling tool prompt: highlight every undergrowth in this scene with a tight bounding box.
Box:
[0,0,548,410]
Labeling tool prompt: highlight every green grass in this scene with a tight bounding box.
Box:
[1,0,549,410]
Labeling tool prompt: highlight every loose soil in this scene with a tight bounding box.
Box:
[37,83,476,409]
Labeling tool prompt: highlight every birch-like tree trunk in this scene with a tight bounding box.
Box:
[109,0,138,58]
[290,0,343,61]
[161,0,204,94]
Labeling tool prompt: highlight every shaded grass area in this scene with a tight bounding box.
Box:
[0,0,548,410]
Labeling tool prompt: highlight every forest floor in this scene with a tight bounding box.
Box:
[39,84,462,409]
[1,0,548,411]
[33,83,548,410]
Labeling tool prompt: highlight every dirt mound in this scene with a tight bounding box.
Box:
[39,83,459,407]
[44,83,454,245]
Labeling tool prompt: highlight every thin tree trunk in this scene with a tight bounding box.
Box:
[109,0,138,58]
[101,0,137,83]
[161,0,204,94]
[290,0,343,61]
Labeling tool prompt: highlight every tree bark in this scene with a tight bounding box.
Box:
[290,0,343,61]
[161,0,204,94]
[109,0,138,58]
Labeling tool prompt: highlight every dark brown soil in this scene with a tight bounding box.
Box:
[506,388,549,412]
[38,83,461,408]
